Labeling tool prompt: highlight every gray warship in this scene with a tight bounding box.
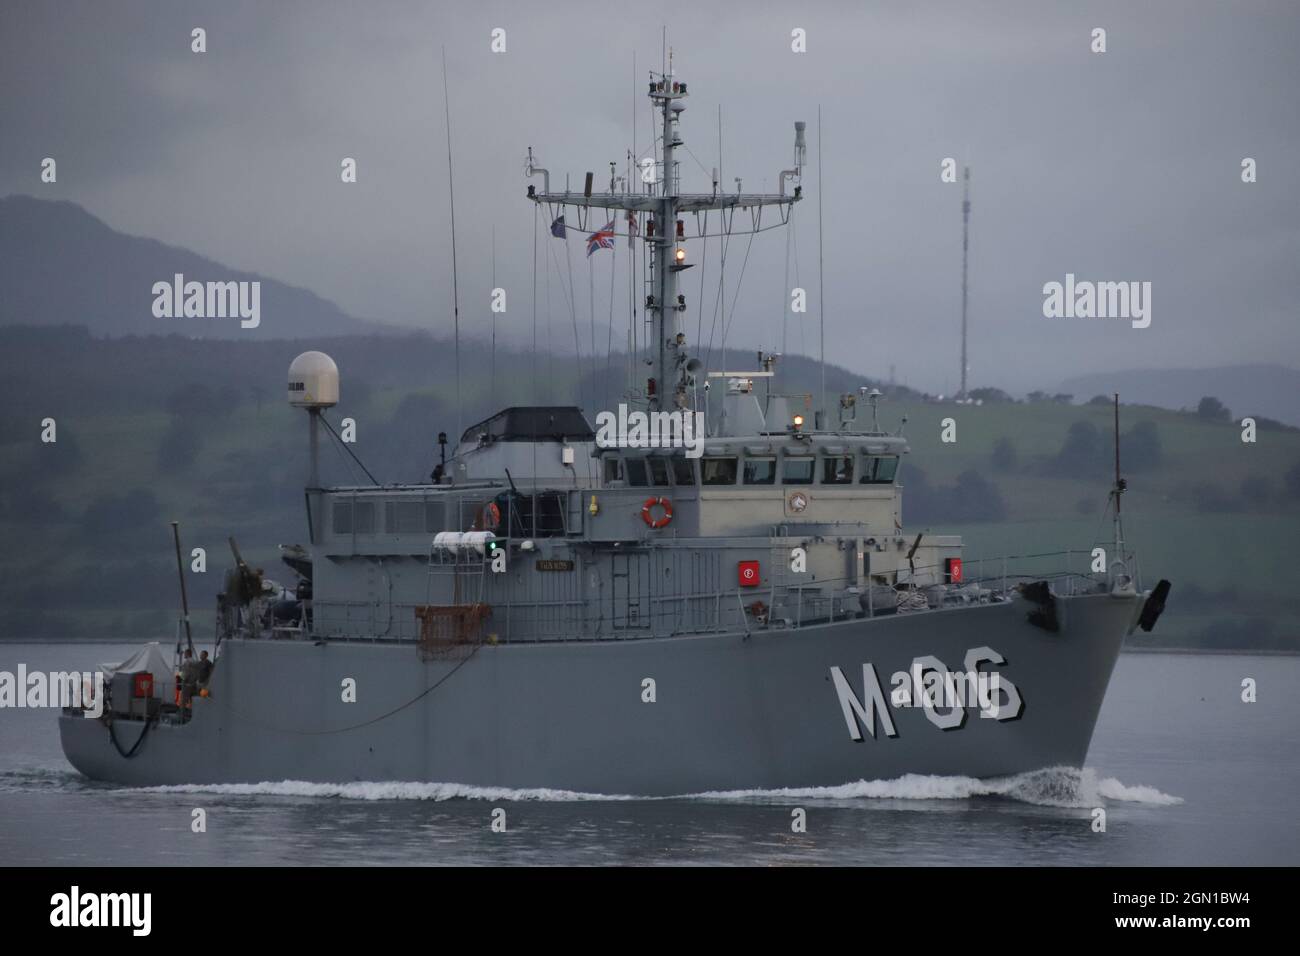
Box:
[59,61,1169,795]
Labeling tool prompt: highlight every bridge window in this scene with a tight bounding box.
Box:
[332,499,375,535]
[743,456,777,485]
[821,455,854,484]
[782,456,814,485]
[626,459,649,487]
[702,456,738,485]
[647,457,671,486]
[512,492,567,537]
[533,493,567,536]
[670,456,696,486]
[603,457,623,483]
[332,501,350,534]
[860,455,900,484]
[385,500,425,533]
[355,502,375,533]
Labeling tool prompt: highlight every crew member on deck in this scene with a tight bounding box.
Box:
[178,649,201,708]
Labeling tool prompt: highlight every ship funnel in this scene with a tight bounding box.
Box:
[765,395,791,431]
[719,378,767,437]
[288,351,339,408]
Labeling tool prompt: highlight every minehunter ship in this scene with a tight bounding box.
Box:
[60,59,1169,795]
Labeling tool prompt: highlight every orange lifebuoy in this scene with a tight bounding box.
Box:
[641,496,673,529]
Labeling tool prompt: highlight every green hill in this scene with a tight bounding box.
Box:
[1,326,1296,650]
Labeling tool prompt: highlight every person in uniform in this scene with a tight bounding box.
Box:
[178,649,201,708]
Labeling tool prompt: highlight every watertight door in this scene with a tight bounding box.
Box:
[611,552,649,629]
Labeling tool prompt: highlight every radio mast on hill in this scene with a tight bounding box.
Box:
[959,164,971,399]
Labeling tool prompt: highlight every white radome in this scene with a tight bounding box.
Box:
[287,351,339,408]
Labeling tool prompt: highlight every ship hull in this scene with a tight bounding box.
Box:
[60,592,1140,795]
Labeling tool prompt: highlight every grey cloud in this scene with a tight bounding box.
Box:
[2,0,1297,393]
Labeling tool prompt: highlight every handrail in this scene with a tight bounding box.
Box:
[294,545,1136,646]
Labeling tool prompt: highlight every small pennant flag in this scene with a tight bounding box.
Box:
[550,216,566,239]
[625,210,638,248]
[586,220,615,257]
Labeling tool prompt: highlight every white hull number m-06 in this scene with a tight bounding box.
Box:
[829,646,1024,740]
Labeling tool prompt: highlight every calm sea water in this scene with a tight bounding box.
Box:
[0,642,1296,866]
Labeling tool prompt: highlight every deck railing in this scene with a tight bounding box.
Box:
[293,547,1138,646]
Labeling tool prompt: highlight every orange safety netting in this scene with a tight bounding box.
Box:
[413,604,491,660]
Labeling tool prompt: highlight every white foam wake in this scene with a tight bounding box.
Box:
[128,780,638,802]
[695,767,1182,808]
[1095,776,1183,806]
[124,766,1180,808]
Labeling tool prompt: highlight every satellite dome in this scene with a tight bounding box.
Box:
[287,351,339,408]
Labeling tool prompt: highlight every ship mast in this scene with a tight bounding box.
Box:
[526,56,804,412]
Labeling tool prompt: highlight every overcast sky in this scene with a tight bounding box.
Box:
[3,0,1297,394]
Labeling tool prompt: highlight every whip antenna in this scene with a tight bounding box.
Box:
[170,521,194,656]
[442,47,462,439]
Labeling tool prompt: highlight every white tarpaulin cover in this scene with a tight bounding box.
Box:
[99,642,176,701]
